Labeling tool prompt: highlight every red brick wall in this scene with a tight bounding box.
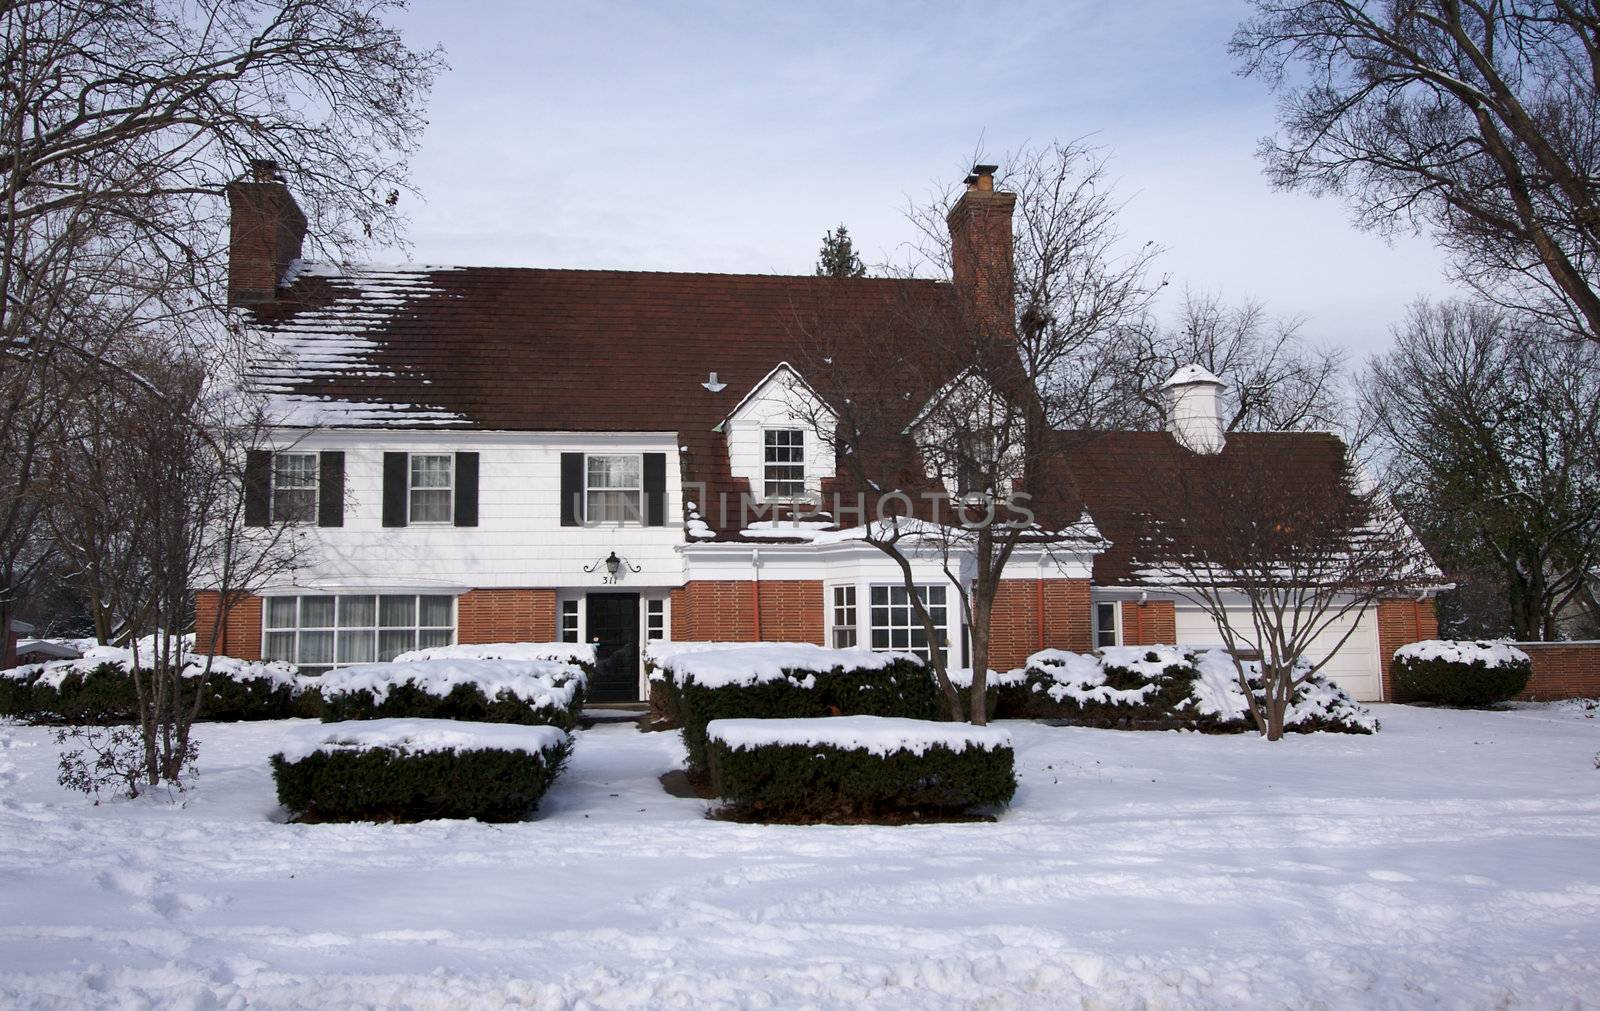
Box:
[1378,598,1439,699]
[194,591,264,660]
[670,579,824,643]
[1516,643,1600,700]
[987,579,1092,671]
[457,589,557,644]
[1121,600,1176,646]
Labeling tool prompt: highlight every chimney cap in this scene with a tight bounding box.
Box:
[972,163,999,175]
[249,158,281,182]
[1162,363,1225,389]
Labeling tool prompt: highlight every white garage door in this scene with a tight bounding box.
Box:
[1173,605,1384,701]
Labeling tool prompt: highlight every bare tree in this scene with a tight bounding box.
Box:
[1119,290,1348,433]
[1233,2,1600,346]
[793,146,1158,724]
[0,0,439,665]
[1365,299,1600,640]
[1140,442,1435,739]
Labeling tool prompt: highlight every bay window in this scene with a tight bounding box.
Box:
[869,584,949,661]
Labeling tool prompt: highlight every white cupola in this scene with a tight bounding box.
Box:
[1161,364,1227,454]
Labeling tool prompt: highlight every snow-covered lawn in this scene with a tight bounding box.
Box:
[1,704,1597,1009]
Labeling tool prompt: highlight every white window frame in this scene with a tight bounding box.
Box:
[270,452,319,525]
[644,597,667,641]
[407,453,454,525]
[560,598,581,644]
[762,427,807,499]
[866,582,951,661]
[1094,600,1121,649]
[829,584,857,649]
[584,453,644,525]
[263,593,457,674]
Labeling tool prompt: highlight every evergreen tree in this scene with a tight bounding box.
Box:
[815,224,867,278]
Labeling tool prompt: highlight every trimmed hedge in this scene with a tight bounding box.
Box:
[662,656,940,776]
[0,661,305,724]
[1393,642,1532,707]
[271,734,571,823]
[707,726,1016,822]
[319,678,585,730]
[316,660,587,730]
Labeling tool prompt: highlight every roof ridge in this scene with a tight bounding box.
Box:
[294,262,948,284]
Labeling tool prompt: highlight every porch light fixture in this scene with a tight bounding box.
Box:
[584,550,642,576]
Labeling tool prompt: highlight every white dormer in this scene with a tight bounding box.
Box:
[723,363,836,501]
[906,370,1024,497]
[1162,364,1227,454]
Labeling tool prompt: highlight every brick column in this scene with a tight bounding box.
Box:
[1377,598,1439,699]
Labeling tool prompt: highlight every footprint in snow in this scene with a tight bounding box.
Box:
[1366,869,1417,883]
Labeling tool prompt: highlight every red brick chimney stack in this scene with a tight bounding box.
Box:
[946,164,1017,337]
[226,159,307,306]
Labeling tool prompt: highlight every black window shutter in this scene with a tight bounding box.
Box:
[244,450,271,527]
[560,452,583,527]
[454,451,479,527]
[382,452,407,527]
[317,452,344,527]
[643,452,666,526]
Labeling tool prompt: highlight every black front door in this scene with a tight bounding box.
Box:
[586,592,641,702]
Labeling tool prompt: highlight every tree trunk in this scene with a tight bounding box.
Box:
[968,588,993,726]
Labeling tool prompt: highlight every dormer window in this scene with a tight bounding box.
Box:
[763,428,806,498]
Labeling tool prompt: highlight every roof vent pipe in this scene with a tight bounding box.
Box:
[703,372,726,393]
[1162,364,1227,454]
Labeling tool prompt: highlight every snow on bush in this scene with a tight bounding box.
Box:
[318,659,588,729]
[708,715,1012,757]
[0,637,305,723]
[643,641,818,682]
[393,642,596,667]
[999,646,1376,734]
[652,644,941,776]
[654,643,915,689]
[1395,639,1531,668]
[1393,639,1533,707]
[270,718,572,823]
[706,715,1016,822]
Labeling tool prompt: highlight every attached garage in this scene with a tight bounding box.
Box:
[1173,604,1385,701]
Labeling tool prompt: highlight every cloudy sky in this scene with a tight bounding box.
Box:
[382,1,1454,359]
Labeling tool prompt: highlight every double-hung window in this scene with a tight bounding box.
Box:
[830,585,857,648]
[409,454,453,523]
[763,428,806,498]
[271,453,318,523]
[869,584,948,660]
[1094,601,1120,648]
[264,593,455,675]
[586,454,642,523]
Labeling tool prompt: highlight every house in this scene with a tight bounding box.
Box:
[196,161,1440,703]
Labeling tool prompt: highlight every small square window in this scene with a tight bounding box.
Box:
[271,453,317,523]
[763,429,806,498]
[409,454,453,524]
[645,599,666,641]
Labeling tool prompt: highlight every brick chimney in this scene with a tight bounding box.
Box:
[946,164,1017,337]
[226,159,306,306]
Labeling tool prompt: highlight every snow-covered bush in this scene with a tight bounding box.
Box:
[705,716,1016,822]
[394,641,596,672]
[1393,640,1532,707]
[317,659,588,729]
[0,646,304,724]
[642,642,818,730]
[999,646,1376,734]
[653,644,939,776]
[270,719,571,823]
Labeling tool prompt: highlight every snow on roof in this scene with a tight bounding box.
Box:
[1162,364,1225,389]
[244,262,471,428]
